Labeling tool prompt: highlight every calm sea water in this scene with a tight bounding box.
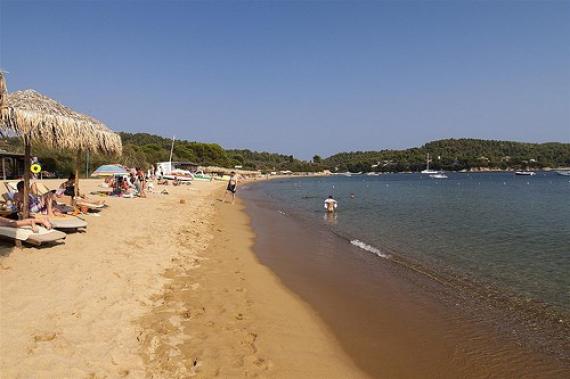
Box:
[254,172,570,314]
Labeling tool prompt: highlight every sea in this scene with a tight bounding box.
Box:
[241,171,570,376]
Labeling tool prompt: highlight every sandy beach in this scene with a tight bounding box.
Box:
[0,179,365,378]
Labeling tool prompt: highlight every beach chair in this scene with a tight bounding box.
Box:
[33,214,87,231]
[35,182,106,211]
[34,182,52,196]
[3,181,18,196]
[0,225,66,247]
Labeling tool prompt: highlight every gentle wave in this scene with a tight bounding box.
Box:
[350,239,391,259]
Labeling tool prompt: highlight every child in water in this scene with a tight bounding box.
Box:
[324,195,338,213]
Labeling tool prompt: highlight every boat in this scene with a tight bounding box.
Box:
[156,161,194,181]
[421,153,439,174]
[515,171,536,176]
[555,170,570,176]
[422,153,447,178]
[155,138,199,181]
[192,170,212,181]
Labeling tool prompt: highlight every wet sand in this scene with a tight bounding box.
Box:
[137,191,367,378]
[242,184,570,378]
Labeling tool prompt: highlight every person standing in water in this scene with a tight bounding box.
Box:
[324,195,338,213]
[225,171,239,204]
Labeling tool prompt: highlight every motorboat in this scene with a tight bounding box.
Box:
[429,173,448,179]
[515,171,536,176]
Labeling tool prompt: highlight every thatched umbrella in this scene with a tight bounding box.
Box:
[0,72,122,218]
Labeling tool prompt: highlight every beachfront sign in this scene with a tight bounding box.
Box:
[30,163,41,174]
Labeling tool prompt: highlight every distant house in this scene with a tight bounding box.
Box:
[0,149,25,180]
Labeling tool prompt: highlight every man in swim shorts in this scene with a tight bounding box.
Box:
[225,172,238,204]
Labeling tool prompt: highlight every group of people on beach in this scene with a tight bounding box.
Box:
[1,173,97,231]
[0,168,243,238]
[103,168,148,198]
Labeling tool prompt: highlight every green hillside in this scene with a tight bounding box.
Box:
[324,139,570,172]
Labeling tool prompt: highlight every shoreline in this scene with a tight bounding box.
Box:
[136,187,367,377]
[241,180,570,378]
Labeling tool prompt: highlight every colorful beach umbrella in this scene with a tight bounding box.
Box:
[91,164,129,177]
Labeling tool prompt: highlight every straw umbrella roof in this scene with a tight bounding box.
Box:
[0,73,122,155]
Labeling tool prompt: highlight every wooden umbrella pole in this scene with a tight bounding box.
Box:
[22,134,31,219]
[74,149,81,200]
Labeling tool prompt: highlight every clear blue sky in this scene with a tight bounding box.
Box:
[1,1,569,159]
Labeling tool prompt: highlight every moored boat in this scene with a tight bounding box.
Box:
[515,171,536,176]
[421,153,439,174]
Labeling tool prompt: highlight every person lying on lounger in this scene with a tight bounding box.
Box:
[0,216,52,232]
[56,174,105,206]
[14,181,62,217]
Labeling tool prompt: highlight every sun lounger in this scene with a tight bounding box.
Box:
[0,225,66,246]
[34,214,87,230]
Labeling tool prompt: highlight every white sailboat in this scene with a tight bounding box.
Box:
[421,153,439,174]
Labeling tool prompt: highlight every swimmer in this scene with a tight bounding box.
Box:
[324,195,338,213]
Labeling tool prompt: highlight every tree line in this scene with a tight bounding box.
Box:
[324,139,570,172]
[1,134,568,177]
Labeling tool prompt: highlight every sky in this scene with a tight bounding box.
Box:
[1,1,569,159]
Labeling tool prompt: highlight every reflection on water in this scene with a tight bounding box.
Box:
[324,211,338,224]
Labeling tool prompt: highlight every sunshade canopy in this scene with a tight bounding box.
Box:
[91,164,129,177]
[0,73,122,155]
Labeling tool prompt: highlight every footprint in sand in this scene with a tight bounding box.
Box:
[33,332,57,342]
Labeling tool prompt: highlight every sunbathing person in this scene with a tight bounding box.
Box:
[0,216,52,232]
[102,176,115,188]
[14,181,61,217]
[57,174,105,206]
